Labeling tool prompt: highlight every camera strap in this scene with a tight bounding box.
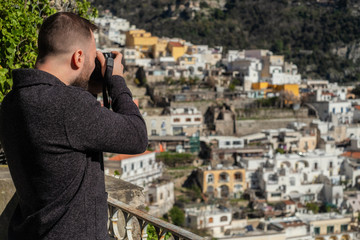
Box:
[103,58,114,109]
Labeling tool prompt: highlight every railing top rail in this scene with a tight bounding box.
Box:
[108,196,205,240]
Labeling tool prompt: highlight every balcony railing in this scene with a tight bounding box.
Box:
[107,197,205,240]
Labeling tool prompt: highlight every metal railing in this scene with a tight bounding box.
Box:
[107,197,205,240]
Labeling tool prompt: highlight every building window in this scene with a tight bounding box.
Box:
[234,172,243,181]
[207,174,214,183]
[208,217,213,223]
[233,141,241,145]
[151,129,157,136]
[314,162,318,170]
[225,141,231,145]
[123,166,127,172]
[341,224,348,232]
[140,161,143,168]
[220,216,228,222]
[332,108,335,114]
[195,118,201,122]
[271,192,281,197]
[290,177,296,186]
[186,118,191,122]
[174,118,180,122]
[151,119,156,128]
[314,227,320,235]
[219,172,229,182]
[327,226,334,234]
[131,163,134,170]
[160,193,163,200]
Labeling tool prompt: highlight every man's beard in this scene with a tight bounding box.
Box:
[72,69,90,89]
[72,57,92,89]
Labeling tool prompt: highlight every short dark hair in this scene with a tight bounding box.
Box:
[37,12,98,63]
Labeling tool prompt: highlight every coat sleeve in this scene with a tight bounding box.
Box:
[64,75,148,154]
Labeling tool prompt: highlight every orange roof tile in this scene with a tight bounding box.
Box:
[168,41,183,47]
[109,150,153,161]
[342,151,360,159]
[354,106,360,110]
[283,200,295,205]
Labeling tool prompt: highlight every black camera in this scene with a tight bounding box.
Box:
[90,52,116,82]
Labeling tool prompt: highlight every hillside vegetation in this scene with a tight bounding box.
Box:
[91,0,360,83]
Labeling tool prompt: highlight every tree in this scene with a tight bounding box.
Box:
[0,0,97,102]
[169,206,185,227]
[135,66,147,86]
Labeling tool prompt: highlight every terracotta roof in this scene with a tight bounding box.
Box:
[354,106,360,110]
[283,200,295,205]
[109,150,153,161]
[342,151,360,159]
[168,41,183,47]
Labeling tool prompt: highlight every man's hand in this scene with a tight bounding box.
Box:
[110,51,124,77]
[96,51,124,77]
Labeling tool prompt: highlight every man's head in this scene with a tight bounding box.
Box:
[36,12,98,88]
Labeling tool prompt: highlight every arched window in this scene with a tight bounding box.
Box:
[234,172,243,181]
[220,216,228,222]
[207,174,214,183]
[219,172,229,182]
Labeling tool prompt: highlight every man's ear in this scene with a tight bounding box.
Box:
[72,49,84,69]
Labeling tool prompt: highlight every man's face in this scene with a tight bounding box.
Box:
[72,31,97,89]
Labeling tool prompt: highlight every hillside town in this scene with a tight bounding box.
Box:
[96,14,360,240]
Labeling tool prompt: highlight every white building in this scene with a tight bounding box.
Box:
[104,151,162,187]
[259,149,345,203]
[270,72,301,85]
[95,16,135,46]
[144,114,172,136]
[228,58,262,91]
[170,106,203,136]
[311,101,353,124]
[185,204,232,238]
[146,179,175,217]
[200,136,245,149]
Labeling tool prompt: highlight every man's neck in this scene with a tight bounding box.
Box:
[35,61,73,86]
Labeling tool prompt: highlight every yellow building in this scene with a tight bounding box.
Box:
[167,41,186,61]
[178,54,196,66]
[252,82,270,90]
[198,167,246,198]
[153,38,168,58]
[309,215,354,240]
[274,84,299,98]
[125,29,158,54]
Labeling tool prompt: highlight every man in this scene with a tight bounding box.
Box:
[0,12,148,240]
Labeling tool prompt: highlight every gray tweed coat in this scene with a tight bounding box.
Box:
[0,69,148,240]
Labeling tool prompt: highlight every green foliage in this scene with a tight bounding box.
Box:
[169,206,185,227]
[275,148,285,154]
[306,202,319,214]
[0,0,97,102]
[147,224,171,240]
[156,152,195,167]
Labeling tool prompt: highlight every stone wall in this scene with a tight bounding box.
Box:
[236,117,315,136]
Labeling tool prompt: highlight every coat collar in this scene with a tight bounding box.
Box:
[12,69,66,89]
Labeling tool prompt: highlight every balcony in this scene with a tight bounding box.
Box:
[107,197,204,240]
